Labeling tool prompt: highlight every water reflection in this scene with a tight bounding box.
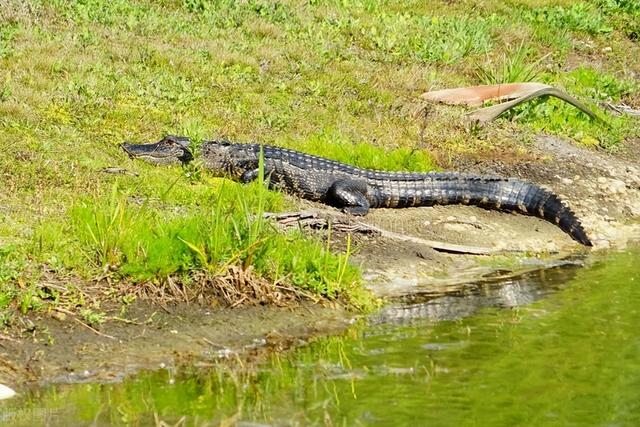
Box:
[373,260,582,324]
[2,250,639,427]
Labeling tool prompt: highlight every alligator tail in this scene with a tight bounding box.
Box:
[410,177,592,246]
[508,182,592,246]
[473,179,590,246]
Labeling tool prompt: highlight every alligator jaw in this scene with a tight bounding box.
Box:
[121,135,194,165]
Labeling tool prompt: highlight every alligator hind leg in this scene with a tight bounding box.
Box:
[327,179,370,216]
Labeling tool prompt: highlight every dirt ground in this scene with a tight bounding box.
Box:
[349,134,640,296]
[2,134,640,390]
[0,301,352,388]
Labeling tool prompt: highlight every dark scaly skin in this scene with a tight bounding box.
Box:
[121,136,592,246]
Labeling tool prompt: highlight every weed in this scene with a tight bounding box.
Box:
[80,308,107,327]
[42,327,55,345]
[346,13,499,64]
[75,184,130,271]
[284,130,436,172]
[0,288,14,310]
[183,0,294,27]
[565,66,639,102]
[0,23,18,59]
[475,42,545,85]
[121,294,136,305]
[19,285,44,314]
[0,246,24,285]
[0,310,13,327]
[597,0,640,16]
[522,3,613,35]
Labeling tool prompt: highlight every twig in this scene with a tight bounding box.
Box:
[353,221,513,255]
[0,334,18,343]
[54,307,75,316]
[265,211,520,255]
[202,337,226,348]
[106,316,141,325]
[603,102,640,117]
[73,317,116,340]
[102,167,139,176]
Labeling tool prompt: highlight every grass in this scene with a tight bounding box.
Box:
[0,0,639,319]
[500,66,639,147]
[521,2,613,35]
[59,179,362,298]
[474,42,545,84]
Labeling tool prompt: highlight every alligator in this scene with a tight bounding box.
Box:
[121,135,592,246]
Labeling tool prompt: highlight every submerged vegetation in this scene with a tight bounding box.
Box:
[0,0,639,320]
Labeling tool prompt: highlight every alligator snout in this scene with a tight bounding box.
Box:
[120,136,194,165]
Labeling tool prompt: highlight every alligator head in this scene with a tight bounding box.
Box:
[121,135,194,165]
[199,140,239,178]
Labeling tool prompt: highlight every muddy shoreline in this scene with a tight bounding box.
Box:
[2,134,640,390]
[0,301,355,388]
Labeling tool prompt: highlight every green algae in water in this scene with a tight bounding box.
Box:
[2,249,639,426]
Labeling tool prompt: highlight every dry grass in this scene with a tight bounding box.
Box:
[0,0,40,25]
[133,267,311,308]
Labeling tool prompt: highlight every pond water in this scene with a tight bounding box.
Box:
[2,248,639,426]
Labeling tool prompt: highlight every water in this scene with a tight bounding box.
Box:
[2,249,639,426]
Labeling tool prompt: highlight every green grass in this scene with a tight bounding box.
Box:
[55,179,363,300]
[521,2,613,35]
[0,0,639,317]
[500,66,639,147]
[474,42,545,84]
[285,129,437,171]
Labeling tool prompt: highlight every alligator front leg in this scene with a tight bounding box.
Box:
[327,179,370,216]
[240,168,260,183]
[240,167,275,184]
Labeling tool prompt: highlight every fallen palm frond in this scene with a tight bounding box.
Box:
[421,82,551,107]
[420,82,602,125]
